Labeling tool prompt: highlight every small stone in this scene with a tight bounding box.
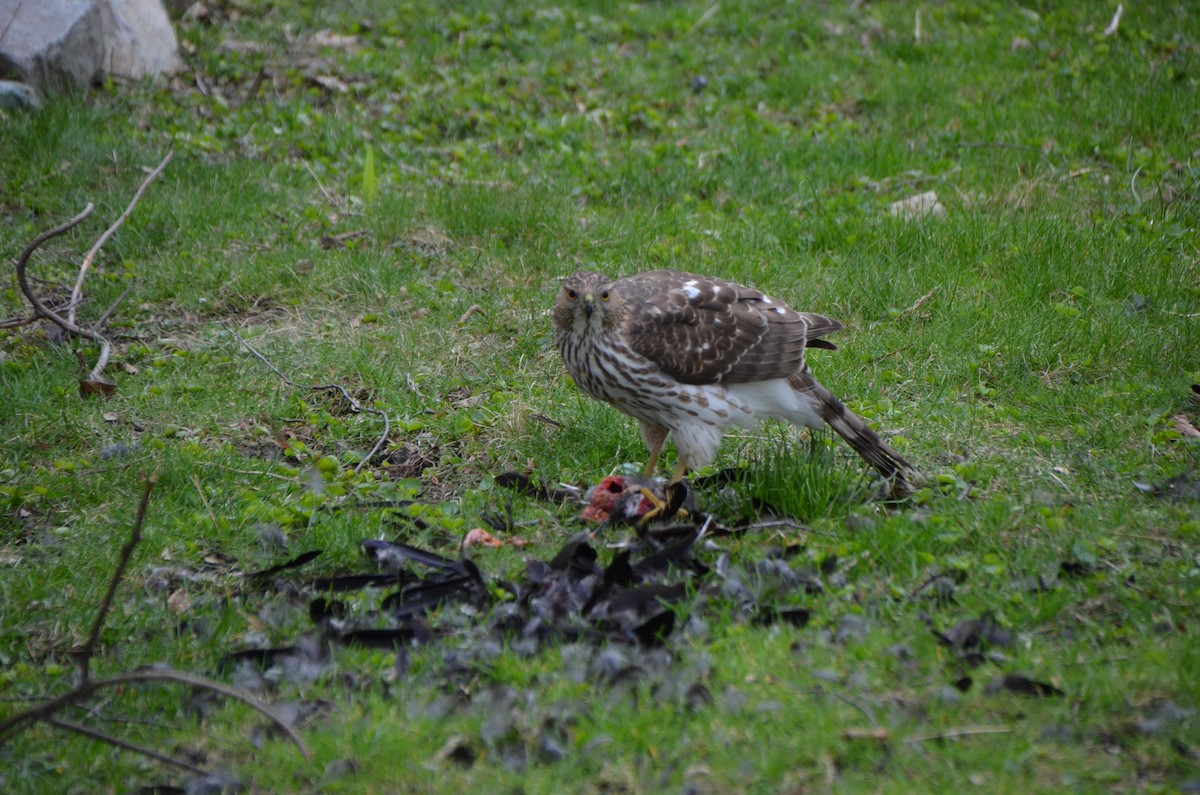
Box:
[889,191,947,221]
[934,685,963,706]
[0,80,40,111]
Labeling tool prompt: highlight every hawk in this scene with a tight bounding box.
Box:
[552,270,914,496]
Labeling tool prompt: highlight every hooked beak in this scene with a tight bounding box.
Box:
[584,292,595,317]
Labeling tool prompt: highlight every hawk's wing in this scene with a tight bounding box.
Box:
[621,270,842,386]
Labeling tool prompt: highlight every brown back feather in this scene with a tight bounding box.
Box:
[620,270,841,386]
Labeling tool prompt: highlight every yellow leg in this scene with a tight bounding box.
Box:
[639,421,668,478]
[644,449,660,478]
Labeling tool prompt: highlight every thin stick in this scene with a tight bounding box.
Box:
[14,205,117,383]
[223,323,391,472]
[956,142,1041,151]
[1103,3,1123,37]
[94,283,135,330]
[0,314,38,329]
[800,686,880,726]
[687,3,719,35]
[0,668,311,760]
[45,717,210,775]
[1129,165,1144,209]
[903,726,1012,744]
[15,206,96,313]
[894,286,938,319]
[456,304,483,325]
[192,473,219,528]
[194,460,297,482]
[67,152,174,326]
[863,345,913,366]
[303,160,342,207]
[80,474,157,683]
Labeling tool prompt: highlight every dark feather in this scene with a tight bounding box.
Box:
[790,370,914,497]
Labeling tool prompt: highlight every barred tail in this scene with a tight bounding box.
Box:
[789,371,915,497]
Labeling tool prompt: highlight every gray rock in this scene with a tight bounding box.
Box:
[0,0,180,92]
[0,0,104,90]
[0,79,39,110]
[103,0,182,81]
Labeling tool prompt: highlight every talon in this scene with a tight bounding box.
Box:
[635,483,690,527]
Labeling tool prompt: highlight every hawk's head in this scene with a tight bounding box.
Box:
[553,271,619,334]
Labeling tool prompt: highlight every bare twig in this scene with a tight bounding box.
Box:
[0,473,312,767]
[80,474,157,683]
[243,66,268,104]
[0,668,311,760]
[456,304,483,325]
[14,205,119,383]
[903,725,1012,744]
[194,460,298,482]
[192,473,219,528]
[74,702,181,732]
[46,717,209,775]
[67,152,174,326]
[223,324,391,472]
[0,314,38,330]
[956,142,1042,151]
[94,283,135,330]
[1129,165,1144,208]
[1047,469,1074,495]
[687,3,719,35]
[303,160,343,207]
[1103,3,1123,37]
[16,155,170,389]
[862,345,913,366]
[803,686,879,727]
[894,287,938,319]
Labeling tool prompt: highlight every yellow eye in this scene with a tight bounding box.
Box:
[600,290,610,302]
[565,289,578,301]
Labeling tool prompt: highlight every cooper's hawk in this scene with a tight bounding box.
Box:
[552,270,914,496]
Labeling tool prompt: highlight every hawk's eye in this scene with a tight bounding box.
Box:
[565,289,578,301]
[600,290,610,302]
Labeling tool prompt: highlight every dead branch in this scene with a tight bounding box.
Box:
[0,668,311,761]
[14,205,120,385]
[15,205,96,320]
[13,153,172,392]
[1103,3,1123,37]
[893,286,938,320]
[0,314,39,329]
[903,725,1012,744]
[223,323,392,472]
[95,284,135,330]
[0,472,313,775]
[955,141,1042,152]
[67,152,174,326]
[46,717,209,776]
[80,474,157,683]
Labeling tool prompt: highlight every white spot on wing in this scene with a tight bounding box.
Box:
[772,307,786,315]
[682,284,701,299]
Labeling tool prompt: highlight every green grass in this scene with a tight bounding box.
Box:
[2,0,1199,792]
